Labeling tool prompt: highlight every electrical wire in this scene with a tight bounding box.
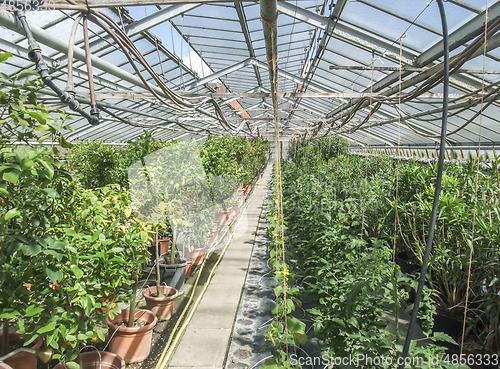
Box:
[58,0,234,131]
[319,14,500,137]
[398,0,449,365]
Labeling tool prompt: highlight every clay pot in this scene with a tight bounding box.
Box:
[142,286,179,321]
[244,184,251,194]
[210,229,219,246]
[231,202,241,217]
[105,309,157,364]
[53,351,125,369]
[189,248,207,266]
[0,333,42,369]
[184,258,193,278]
[158,238,170,256]
[217,209,232,226]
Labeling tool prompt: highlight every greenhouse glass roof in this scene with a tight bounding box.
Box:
[0,0,498,152]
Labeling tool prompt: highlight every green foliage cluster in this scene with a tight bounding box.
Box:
[68,130,172,189]
[281,134,500,359]
[287,134,348,166]
[200,134,269,184]
[278,159,452,368]
[0,53,150,368]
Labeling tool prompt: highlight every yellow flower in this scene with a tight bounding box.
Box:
[273,233,279,238]
[283,268,290,276]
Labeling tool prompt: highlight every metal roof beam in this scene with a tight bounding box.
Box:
[276,1,415,65]
[86,4,200,53]
[252,58,333,92]
[0,11,224,126]
[51,0,253,8]
[416,1,500,66]
[184,57,252,90]
[234,2,263,88]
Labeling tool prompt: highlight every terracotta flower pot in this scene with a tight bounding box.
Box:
[231,202,241,217]
[142,286,179,321]
[0,333,42,369]
[184,258,193,278]
[105,309,157,364]
[216,209,232,226]
[53,351,125,369]
[189,247,207,266]
[158,238,170,256]
[210,229,219,246]
[244,184,251,194]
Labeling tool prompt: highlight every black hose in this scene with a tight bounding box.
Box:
[15,10,99,126]
[398,0,449,366]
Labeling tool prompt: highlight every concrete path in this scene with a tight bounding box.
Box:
[168,167,271,369]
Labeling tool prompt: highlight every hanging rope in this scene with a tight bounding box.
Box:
[360,53,375,240]
[459,1,489,363]
[155,38,166,81]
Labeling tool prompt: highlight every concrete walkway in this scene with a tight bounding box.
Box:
[168,167,271,369]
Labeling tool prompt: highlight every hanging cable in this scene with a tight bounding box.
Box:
[15,10,99,125]
[398,0,449,365]
[83,15,100,124]
[459,1,489,364]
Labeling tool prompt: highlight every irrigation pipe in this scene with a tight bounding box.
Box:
[154,174,265,369]
[398,0,449,366]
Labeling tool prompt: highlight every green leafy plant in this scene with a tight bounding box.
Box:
[68,140,125,189]
[0,53,150,367]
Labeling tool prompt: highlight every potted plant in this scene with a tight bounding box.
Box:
[0,61,76,369]
[142,221,179,321]
[0,59,147,369]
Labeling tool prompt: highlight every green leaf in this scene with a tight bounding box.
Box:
[37,324,56,334]
[430,331,457,345]
[3,170,20,184]
[38,157,54,178]
[41,188,59,198]
[25,305,45,317]
[17,69,39,78]
[70,265,84,279]
[345,280,368,317]
[46,265,63,282]
[260,358,279,369]
[0,52,13,63]
[43,249,63,261]
[91,229,101,242]
[64,228,77,237]
[4,208,20,220]
[64,361,81,369]
[29,112,49,125]
[0,310,20,319]
[286,316,306,334]
[96,328,106,342]
[20,242,41,256]
[58,135,73,149]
